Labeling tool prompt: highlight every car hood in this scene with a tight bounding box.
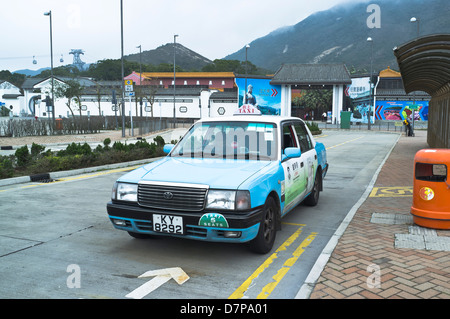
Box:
[137,157,272,189]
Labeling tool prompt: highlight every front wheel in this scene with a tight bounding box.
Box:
[249,197,277,254]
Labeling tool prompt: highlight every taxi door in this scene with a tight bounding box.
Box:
[292,121,317,195]
[281,122,307,214]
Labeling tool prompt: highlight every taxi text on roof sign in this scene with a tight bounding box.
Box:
[234,104,262,115]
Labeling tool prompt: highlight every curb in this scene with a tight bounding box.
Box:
[0,157,163,187]
[294,133,401,299]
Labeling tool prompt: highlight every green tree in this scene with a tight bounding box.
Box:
[297,89,332,111]
[54,79,84,118]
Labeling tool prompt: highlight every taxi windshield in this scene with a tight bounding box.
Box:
[171,121,277,160]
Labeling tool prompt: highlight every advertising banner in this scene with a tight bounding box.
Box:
[374,100,429,121]
[235,78,281,115]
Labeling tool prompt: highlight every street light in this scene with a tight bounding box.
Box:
[44,10,55,129]
[137,45,142,116]
[173,34,178,128]
[367,37,373,130]
[120,0,125,137]
[410,16,420,135]
[245,44,250,102]
[410,17,420,37]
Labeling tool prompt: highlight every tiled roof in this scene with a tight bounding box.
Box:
[141,72,235,79]
[270,63,352,85]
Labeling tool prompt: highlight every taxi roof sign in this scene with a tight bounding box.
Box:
[234,104,261,115]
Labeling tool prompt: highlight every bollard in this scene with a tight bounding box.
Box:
[411,149,450,229]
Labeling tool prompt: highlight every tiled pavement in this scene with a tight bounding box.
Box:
[309,130,450,299]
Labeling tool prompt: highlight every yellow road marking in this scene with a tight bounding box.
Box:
[257,232,317,299]
[228,223,317,300]
[369,186,413,197]
[326,136,364,150]
[228,225,305,299]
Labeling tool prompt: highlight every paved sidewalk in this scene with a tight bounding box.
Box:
[308,130,450,299]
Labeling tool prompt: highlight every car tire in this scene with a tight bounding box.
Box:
[249,197,277,254]
[127,231,154,239]
[304,171,320,206]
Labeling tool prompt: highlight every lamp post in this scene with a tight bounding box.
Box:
[137,44,142,116]
[44,10,55,130]
[120,0,125,137]
[367,37,373,130]
[245,44,250,102]
[173,34,178,128]
[410,17,420,135]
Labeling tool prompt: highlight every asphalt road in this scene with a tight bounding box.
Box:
[0,130,399,299]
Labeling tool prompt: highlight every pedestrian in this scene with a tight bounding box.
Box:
[322,112,327,122]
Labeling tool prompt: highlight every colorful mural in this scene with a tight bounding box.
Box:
[375,101,429,121]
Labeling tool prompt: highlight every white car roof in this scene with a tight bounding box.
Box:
[198,115,304,125]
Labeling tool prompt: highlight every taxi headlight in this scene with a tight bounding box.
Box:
[112,182,138,202]
[206,190,250,210]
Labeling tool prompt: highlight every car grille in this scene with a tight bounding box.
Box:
[138,181,208,211]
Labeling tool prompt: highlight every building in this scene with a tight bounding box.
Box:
[0,81,23,115]
[374,66,430,121]
[125,71,236,91]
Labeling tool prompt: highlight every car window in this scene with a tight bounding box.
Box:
[282,124,298,153]
[171,121,277,160]
[293,122,313,152]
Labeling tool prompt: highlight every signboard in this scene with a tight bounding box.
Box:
[235,78,281,115]
[124,79,133,86]
[125,85,134,92]
[346,77,371,99]
[374,100,429,121]
[234,104,261,115]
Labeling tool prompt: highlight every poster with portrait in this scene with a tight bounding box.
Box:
[235,77,281,115]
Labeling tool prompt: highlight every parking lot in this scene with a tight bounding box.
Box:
[0,130,400,299]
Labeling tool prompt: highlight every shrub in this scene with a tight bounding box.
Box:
[306,121,322,135]
[31,143,46,157]
[15,145,30,167]
[153,135,165,147]
[58,142,92,156]
[0,156,14,178]
[103,138,111,148]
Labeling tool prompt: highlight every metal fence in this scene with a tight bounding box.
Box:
[0,116,195,138]
[316,120,428,132]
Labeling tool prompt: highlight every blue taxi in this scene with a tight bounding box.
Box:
[107,106,328,253]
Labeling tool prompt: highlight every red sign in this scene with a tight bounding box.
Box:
[234,104,262,115]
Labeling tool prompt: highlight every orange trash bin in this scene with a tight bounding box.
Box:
[411,149,450,229]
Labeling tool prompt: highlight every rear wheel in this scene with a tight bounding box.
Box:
[249,197,277,254]
[304,171,320,206]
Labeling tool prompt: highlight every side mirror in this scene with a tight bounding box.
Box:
[284,147,302,159]
[163,144,174,154]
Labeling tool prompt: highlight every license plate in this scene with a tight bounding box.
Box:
[153,214,184,235]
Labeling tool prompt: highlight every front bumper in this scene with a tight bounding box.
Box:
[107,201,264,243]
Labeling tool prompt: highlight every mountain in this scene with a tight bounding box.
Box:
[125,43,213,71]
[13,68,50,76]
[224,0,450,73]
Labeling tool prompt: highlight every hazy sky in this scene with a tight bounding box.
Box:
[0,0,362,72]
